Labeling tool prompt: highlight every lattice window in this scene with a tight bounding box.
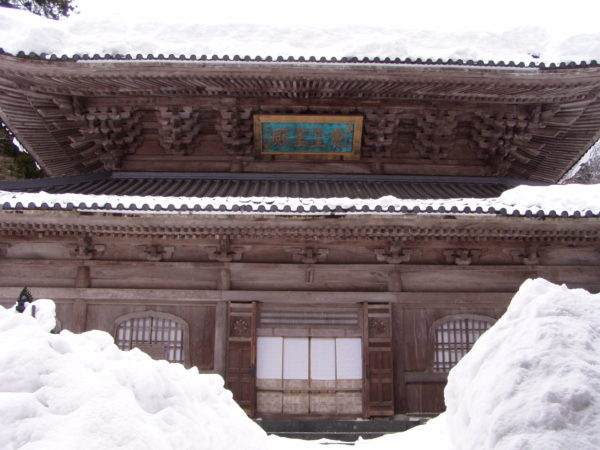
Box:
[432,316,494,373]
[114,311,189,365]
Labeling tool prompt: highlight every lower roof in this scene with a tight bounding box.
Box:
[1,172,595,218]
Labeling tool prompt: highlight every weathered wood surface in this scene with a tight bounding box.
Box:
[1,54,600,180]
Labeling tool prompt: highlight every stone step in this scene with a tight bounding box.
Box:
[255,418,426,442]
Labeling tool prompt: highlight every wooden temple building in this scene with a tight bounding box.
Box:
[1,50,600,418]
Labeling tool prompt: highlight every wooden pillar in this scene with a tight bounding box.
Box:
[388,269,403,292]
[213,301,228,378]
[72,265,90,333]
[75,265,90,288]
[72,299,87,333]
[219,265,231,290]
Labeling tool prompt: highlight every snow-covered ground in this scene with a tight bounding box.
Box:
[1,278,599,449]
[1,1,599,63]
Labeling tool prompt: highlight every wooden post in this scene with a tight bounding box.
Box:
[213,301,228,377]
[72,299,87,333]
[75,265,90,288]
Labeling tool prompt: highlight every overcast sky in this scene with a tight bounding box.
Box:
[74,0,599,35]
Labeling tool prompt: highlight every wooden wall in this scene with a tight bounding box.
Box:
[1,221,599,415]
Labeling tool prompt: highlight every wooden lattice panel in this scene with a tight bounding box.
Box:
[433,317,494,372]
[115,312,187,364]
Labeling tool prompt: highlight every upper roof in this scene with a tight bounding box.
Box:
[1,51,600,182]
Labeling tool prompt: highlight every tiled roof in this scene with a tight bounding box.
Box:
[3,172,595,218]
[2,48,598,69]
[0,172,514,199]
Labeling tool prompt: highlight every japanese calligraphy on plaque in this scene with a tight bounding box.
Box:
[253,115,363,159]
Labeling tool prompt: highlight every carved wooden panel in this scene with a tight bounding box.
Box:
[363,303,394,417]
[226,301,257,416]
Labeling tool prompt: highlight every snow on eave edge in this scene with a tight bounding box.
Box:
[1,192,598,218]
[1,48,599,70]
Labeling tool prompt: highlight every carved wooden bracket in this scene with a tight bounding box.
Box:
[362,109,400,158]
[414,110,458,160]
[157,106,203,155]
[287,247,329,264]
[507,247,540,265]
[470,106,554,176]
[443,249,481,265]
[70,106,144,170]
[206,236,247,262]
[374,245,413,264]
[69,237,105,260]
[0,243,10,258]
[215,102,254,156]
[137,244,175,262]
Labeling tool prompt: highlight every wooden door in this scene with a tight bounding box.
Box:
[225,302,257,416]
[363,303,394,417]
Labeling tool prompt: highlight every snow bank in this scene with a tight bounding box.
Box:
[351,279,600,450]
[445,279,600,449]
[2,280,599,449]
[1,3,599,63]
[0,302,267,450]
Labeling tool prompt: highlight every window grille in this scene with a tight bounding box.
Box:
[115,312,187,364]
[433,317,493,372]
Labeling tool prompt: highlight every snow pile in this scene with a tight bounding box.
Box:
[16,298,57,332]
[445,279,600,449]
[352,279,600,450]
[499,183,600,215]
[2,182,600,216]
[1,280,599,449]
[1,2,600,63]
[0,301,267,450]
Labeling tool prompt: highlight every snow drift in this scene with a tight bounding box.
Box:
[355,279,600,450]
[0,301,267,450]
[445,279,600,450]
[1,279,599,449]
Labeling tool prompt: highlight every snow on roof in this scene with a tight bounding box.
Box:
[1,2,600,64]
[1,183,599,217]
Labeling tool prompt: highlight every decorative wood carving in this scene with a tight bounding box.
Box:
[470,107,554,176]
[70,106,144,170]
[137,244,175,262]
[157,106,203,155]
[287,247,328,264]
[374,244,413,264]
[215,103,253,156]
[231,318,250,337]
[206,236,247,262]
[369,317,388,336]
[443,249,481,265]
[507,246,540,265]
[0,243,9,258]
[414,110,458,160]
[1,216,599,244]
[69,236,105,260]
[362,109,400,158]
